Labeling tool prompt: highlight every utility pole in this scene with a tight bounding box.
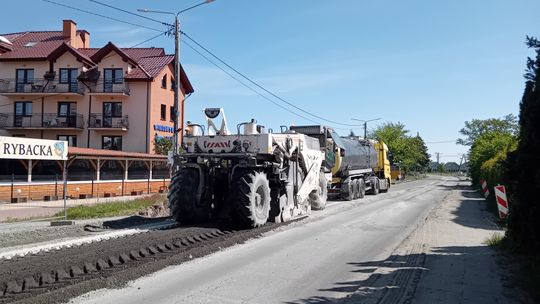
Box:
[435,152,440,164]
[139,0,215,154]
[351,118,381,139]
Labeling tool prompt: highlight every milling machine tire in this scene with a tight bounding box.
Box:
[229,171,271,228]
[309,173,328,210]
[168,166,212,224]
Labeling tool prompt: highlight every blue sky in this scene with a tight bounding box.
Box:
[2,0,539,162]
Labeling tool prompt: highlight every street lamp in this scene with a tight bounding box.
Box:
[138,0,215,154]
[351,118,381,139]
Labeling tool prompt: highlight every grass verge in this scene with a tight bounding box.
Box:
[486,233,540,302]
[53,195,163,220]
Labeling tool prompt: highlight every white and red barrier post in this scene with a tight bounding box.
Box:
[494,185,509,219]
[480,179,490,198]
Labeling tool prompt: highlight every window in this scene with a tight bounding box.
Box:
[59,68,78,92]
[103,102,122,117]
[14,101,32,128]
[102,136,122,151]
[58,102,77,116]
[103,68,123,92]
[161,74,167,89]
[14,101,32,116]
[58,102,77,127]
[170,106,175,122]
[103,102,122,127]
[15,69,34,92]
[160,104,166,121]
[170,75,174,91]
[57,135,77,147]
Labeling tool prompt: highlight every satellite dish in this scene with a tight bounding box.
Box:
[0,36,13,45]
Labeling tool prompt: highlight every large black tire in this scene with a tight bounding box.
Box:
[343,181,354,201]
[368,178,380,195]
[380,178,390,193]
[229,171,271,228]
[309,173,328,210]
[358,179,366,199]
[168,166,212,224]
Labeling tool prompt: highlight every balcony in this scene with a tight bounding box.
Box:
[88,82,130,97]
[0,113,84,130]
[88,114,129,131]
[0,78,85,96]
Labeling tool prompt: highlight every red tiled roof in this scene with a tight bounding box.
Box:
[0,31,84,60]
[69,147,166,159]
[0,28,194,93]
[48,42,94,65]
[126,55,174,79]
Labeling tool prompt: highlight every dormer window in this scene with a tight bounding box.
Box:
[161,74,167,89]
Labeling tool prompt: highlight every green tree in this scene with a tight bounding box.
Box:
[373,122,429,172]
[506,36,540,254]
[348,130,356,137]
[468,131,517,185]
[153,136,172,155]
[457,114,518,146]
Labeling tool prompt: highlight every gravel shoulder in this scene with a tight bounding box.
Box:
[341,181,533,304]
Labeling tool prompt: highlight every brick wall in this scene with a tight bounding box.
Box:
[0,180,170,202]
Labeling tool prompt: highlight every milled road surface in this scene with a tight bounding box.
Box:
[71,176,518,304]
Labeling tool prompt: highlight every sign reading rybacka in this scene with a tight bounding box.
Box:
[0,136,68,160]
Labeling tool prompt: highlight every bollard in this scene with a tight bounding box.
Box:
[10,173,14,203]
[55,174,58,198]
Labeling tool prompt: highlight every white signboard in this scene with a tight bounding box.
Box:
[0,136,68,160]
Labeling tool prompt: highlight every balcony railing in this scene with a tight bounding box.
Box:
[88,114,129,129]
[0,78,85,94]
[0,113,84,129]
[90,82,130,95]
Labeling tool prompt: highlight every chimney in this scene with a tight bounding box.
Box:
[62,20,77,41]
[80,30,90,48]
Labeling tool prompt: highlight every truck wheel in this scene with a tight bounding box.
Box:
[353,180,360,199]
[230,171,271,228]
[343,181,354,201]
[380,178,390,193]
[358,179,366,198]
[168,166,212,224]
[371,178,380,195]
[310,173,328,210]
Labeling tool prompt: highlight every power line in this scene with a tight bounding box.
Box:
[42,0,164,33]
[181,32,364,128]
[182,39,322,125]
[88,0,173,27]
[44,0,365,129]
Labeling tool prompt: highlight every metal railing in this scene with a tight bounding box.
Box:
[0,78,85,94]
[90,82,130,94]
[0,113,85,129]
[88,114,129,129]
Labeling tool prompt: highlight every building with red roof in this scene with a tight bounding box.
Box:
[0,20,194,154]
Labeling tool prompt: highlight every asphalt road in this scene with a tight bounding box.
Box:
[73,176,454,304]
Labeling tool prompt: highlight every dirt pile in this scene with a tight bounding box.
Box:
[138,196,170,218]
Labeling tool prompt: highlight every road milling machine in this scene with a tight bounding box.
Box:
[168,108,328,228]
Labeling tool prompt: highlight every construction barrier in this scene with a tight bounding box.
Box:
[480,179,490,198]
[494,185,509,219]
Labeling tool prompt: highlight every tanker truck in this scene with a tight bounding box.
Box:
[289,125,391,200]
